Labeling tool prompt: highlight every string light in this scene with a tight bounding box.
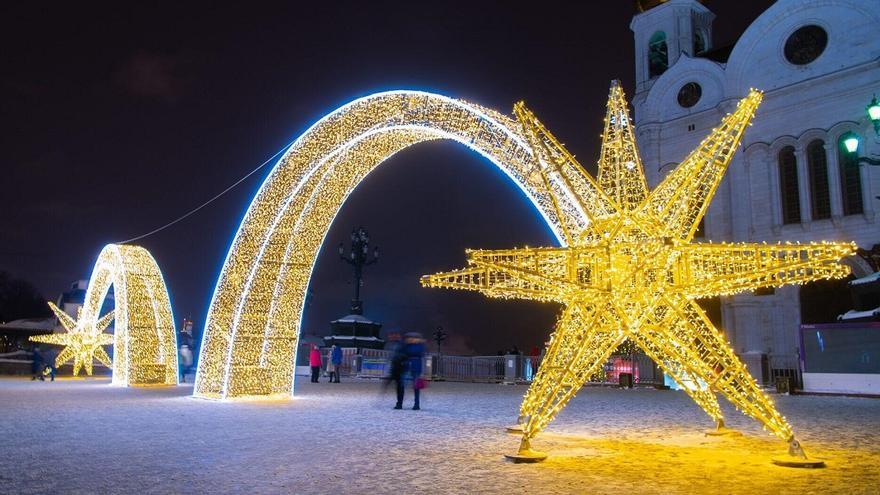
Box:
[422,81,854,461]
[32,244,178,385]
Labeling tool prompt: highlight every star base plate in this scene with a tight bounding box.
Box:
[704,426,743,437]
[771,455,826,468]
[504,448,548,463]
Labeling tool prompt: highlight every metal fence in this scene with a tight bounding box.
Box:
[301,341,768,388]
[768,353,801,390]
[343,349,664,386]
[588,353,663,386]
[436,355,506,382]
[320,347,359,376]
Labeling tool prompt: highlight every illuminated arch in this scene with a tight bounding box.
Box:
[83,244,179,386]
[193,91,581,399]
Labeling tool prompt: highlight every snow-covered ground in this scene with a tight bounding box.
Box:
[1,377,878,494]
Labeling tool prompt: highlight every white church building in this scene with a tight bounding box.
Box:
[630,0,880,378]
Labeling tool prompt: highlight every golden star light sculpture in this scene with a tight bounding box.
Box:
[421,81,854,464]
[31,302,114,376]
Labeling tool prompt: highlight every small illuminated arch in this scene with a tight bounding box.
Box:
[193,91,581,399]
[82,244,178,386]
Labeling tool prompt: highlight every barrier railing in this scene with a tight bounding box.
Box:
[588,353,663,386]
[768,352,801,390]
[339,349,663,386]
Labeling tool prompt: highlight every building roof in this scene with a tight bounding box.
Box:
[0,317,56,331]
[838,307,880,321]
[331,314,377,324]
[851,272,880,286]
[323,335,383,342]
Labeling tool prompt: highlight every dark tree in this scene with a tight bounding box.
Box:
[0,271,52,323]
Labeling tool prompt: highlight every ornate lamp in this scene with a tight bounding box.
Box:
[866,95,880,136]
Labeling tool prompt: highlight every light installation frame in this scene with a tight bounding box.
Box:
[32,244,178,385]
[421,82,854,462]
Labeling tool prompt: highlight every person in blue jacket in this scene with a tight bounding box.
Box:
[403,332,426,410]
[329,345,343,383]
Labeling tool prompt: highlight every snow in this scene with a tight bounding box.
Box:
[850,272,880,286]
[331,314,376,324]
[0,317,55,331]
[0,377,878,494]
[838,307,880,321]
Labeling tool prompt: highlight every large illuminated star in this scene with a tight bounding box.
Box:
[31,302,114,376]
[422,81,854,462]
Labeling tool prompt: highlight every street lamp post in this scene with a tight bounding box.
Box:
[338,226,379,315]
[433,326,447,379]
[842,95,880,200]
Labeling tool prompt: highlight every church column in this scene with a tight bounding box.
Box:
[825,141,844,222]
[766,148,783,234]
[794,145,812,228]
[730,152,753,242]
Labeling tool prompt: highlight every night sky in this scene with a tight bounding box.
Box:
[2,1,772,354]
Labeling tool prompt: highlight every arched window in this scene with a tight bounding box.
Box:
[778,146,801,224]
[838,133,864,215]
[693,29,706,55]
[806,140,831,220]
[649,31,668,78]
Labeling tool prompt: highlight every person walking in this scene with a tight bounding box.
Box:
[328,345,342,383]
[404,332,426,410]
[179,344,194,383]
[390,339,408,409]
[309,345,322,383]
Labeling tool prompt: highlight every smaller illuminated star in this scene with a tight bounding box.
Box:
[31,302,115,376]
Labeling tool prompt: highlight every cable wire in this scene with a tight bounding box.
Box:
[117,139,295,244]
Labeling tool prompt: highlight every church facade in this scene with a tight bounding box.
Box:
[630,0,880,376]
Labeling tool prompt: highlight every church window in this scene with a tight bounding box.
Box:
[838,133,864,215]
[778,146,801,224]
[784,25,827,65]
[693,29,706,55]
[677,82,702,108]
[649,31,668,77]
[806,140,831,220]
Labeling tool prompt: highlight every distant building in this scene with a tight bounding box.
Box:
[0,317,55,353]
[0,279,116,353]
[630,0,880,375]
[324,313,384,350]
[56,279,115,320]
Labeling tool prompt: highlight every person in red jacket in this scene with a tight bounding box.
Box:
[309,345,322,383]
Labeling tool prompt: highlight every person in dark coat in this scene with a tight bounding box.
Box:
[42,346,57,382]
[30,345,44,381]
[390,340,408,409]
